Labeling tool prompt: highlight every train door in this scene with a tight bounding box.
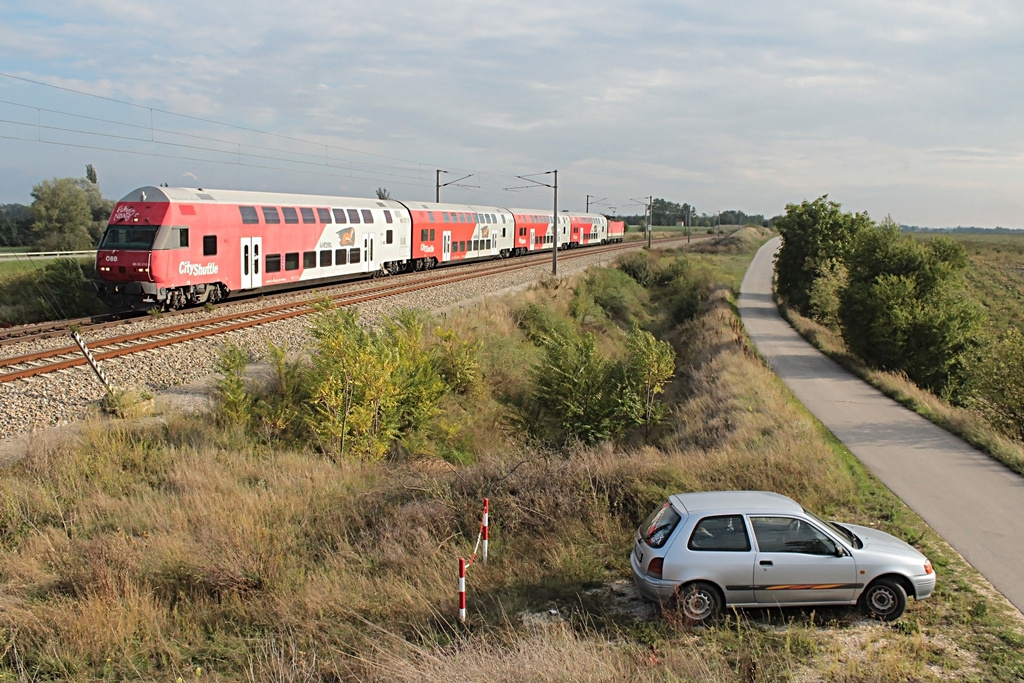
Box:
[240,237,262,289]
[364,233,376,273]
[442,231,451,263]
[529,228,535,251]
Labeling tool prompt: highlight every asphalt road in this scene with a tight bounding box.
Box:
[739,237,1024,614]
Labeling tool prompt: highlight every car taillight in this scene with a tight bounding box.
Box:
[647,557,664,579]
[924,560,933,575]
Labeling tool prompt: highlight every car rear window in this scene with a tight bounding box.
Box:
[640,501,682,549]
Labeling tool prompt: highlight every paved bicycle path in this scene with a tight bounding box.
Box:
[739,237,1024,614]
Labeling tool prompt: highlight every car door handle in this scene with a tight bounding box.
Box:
[759,560,773,567]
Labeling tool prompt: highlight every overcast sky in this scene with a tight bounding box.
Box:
[1,1,1021,227]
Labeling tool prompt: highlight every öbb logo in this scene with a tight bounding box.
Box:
[178,261,219,276]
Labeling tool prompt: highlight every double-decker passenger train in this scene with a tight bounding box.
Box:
[90,186,625,311]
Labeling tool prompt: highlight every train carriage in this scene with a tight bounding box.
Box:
[94,187,413,310]
[567,212,609,247]
[405,202,515,269]
[509,209,573,254]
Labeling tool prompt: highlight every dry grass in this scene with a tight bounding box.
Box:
[780,303,1024,476]
[1,249,1022,681]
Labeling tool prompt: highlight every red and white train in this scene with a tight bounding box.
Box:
[91,186,626,310]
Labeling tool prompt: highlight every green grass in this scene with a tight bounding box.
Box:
[0,255,92,279]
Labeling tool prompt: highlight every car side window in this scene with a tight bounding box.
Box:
[688,515,751,552]
[751,516,838,555]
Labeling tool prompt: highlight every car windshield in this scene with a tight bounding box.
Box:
[100,226,158,250]
[803,507,862,548]
[641,501,682,549]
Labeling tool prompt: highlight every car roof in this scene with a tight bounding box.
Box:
[668,491,802,515]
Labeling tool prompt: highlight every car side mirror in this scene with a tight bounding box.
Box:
[835,546,847,557]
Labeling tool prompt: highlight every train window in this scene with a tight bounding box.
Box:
[300,207,316,224]
[421,229,428,241]
[303,251,316,268]
[442,212,449,222]
[262,207,281,224]
[429,229,435,240]
[361,209,373,223]
[335,248,347,265]
[384,210,393,224]
[266,254,281,272]
[386,229,393,244]
[285,253,299,270]
[428,212,435,222]
[460,241,466,252]
[283,207,299,224]
[501,227,506,237]
[203,235,217,256]
[320,250,332,267]
[347,209,361,224]
[240,206,260,224]
[317,208,332,223]
[349,248,361,264]
[178,228,189,247]
[473,239,479,251]
[333,209,347,224]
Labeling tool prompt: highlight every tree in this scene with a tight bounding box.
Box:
[774,196,872,312]
[376,187,391,200]
[838,219,984,395]
[0,203,33,247]
[30,178,94,251]
[78,166,115,243]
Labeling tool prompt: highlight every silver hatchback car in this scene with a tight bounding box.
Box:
[631,491,935,623]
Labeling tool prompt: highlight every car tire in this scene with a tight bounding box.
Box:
[860,577,907,621]
[675,582,723,625]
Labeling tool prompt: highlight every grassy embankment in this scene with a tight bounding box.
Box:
[781,231,1024,476]
[1,228,1022,681]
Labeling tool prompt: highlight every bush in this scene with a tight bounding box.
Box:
[0,258,102,324]
[962,329,1024,440]
[839,222,984,395]
[616,251,652,287]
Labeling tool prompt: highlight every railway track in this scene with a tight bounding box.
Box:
[0,239,653,384]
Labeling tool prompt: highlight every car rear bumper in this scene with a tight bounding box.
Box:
[630,548,678,603]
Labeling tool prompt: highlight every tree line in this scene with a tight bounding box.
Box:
[775,196,1024,441]
[610,198,777,228]
[0,165,114,251]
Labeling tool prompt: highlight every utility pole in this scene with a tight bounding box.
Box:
[436,170,474,202]
[586,195,605,212]
[647,196,653,249]
[508,170,559,275]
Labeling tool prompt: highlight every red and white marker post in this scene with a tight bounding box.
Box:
[458,557,467,623]
[482,498,489,565]
[457,498,492,623]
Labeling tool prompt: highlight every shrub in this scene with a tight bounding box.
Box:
[962,329,1024,440]
[839,221,984,395]
[616,251,652,287]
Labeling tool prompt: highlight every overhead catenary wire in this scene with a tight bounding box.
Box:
[0,72,634,209]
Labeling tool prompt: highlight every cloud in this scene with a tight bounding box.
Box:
[0,0,1022,226]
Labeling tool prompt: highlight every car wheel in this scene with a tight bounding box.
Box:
[676,582,722,625]
[860,577,907,621]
